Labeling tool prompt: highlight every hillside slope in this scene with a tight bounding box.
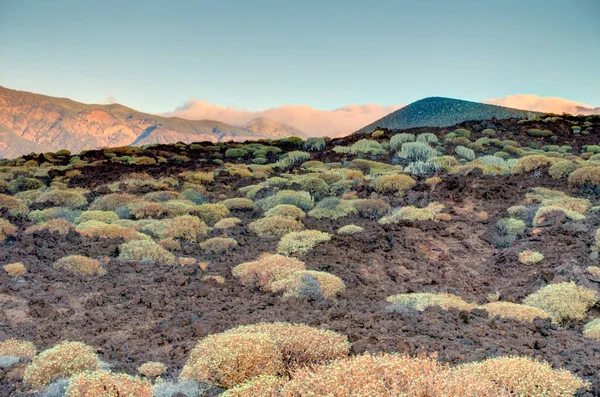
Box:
[0,86,298,158]
[242,117,308,139]
[355,97,544,134]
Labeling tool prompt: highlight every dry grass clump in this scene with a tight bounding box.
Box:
[307,197,357,220]
[194,203,230,225]
[257,190,315,211]
[379,202,445,224]
[180,332,283,388]
[214,217,241,229]
[0,193,29,216]
[0,339,36,358]
[200,237,238,254]
[220,375,287,397]
[25,219,74,235]
[23,341,99,387]
[587,266,600,278]
[568,166,600,188]
[512,155,556,174]
[37,189,88,209]
[76,210,119,224]
[232,254,307,291]
[66,370,153,397]
[90,193,136,211]
[180,170,215,184]
[78,224,148,242]
[249,216,304,237]
[277,230,331,256]
[337,224,364,235]
[202,275,225,284]
[137,361,167,377]
[264,204,306,219]
[353,198,391,219]
[271,270,345,300]
[163,215,209,242]
[222,198,256,211]
[54,255,106,276]
[425,176,442,187]
[533,205,585,225]
[178,257,197,267]
[118,240,177,265]
[519,250,544,264]
[372,174,416,195]
[127,200,167,219]
[386,292,475,312]
[453,356,589,397]
[3,262,26,276]
[0,219,17,242]
[164,199,201,217]
[583,318,600,340]
[481,302,550,322]
[523,282,598,323]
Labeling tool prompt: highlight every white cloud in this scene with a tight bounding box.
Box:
[483,94,599,115]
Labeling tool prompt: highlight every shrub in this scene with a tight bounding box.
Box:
[28,207,81,223]
[277,230,331,256]
[257,190,314,211]
[288,174,330,198]
[222,198,255,211]
[389,133,415,149]
[568,167,600,188]
[496,217,525,236]
[200,237,238,254]
[90,193,136,211]
[337,225,363,235]
[153,381,207,397]
[137,361,167,377]
[372,174,415,195]
[225,148,249,159]
[3,262,26,276]
[308,197,357,219]
[0,219,16,242]
[348,139,386,155]
[130,156,156,165]
[548,160,581,179]
[527,128,553,137]
[54,255,105,276]
[271,270,345,300]
[180,333,283,388]
[403,159,441,175]
[523,282,598,323]
[481,302,550,322]
[277,151,311,168]
[23,341,99,387]
[65,370,153,397]
[76,210,119,224]
[79,224,148,242]
[519,250,544,264]
[214,217,241,229]
[232,253,306,291]
[194,203,230,225]
[397,142,438,161]
[512,155,556,174]
[533,205,585,225]
[9,176,44,193]
[249,216,304,237]
[304,137,326,151]
[264,204,306,219]
[181,189,208,204]
[0,193,29,216]
[354,199,391,219]
[164,215,209,242]
[164,199,201,217]
[118,240,177,265]
[453,356,588,397]
[416,132,438,143]
[37,189,88,209]
[221,375,286,397]
[455,145,476,160]
[386,292,475,312]
[379,203,444,224]
[127,200,166,219]
[0,339,36,358]
[583,318,600,340]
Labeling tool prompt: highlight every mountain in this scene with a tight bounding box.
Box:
[0,86,299,159]
[354,97,545,134]
[242,117,308,139]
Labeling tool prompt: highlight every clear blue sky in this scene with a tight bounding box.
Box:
[0,0,598,113]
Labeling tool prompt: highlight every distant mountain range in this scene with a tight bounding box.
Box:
[354,97,545,134]
[0,86,306,158]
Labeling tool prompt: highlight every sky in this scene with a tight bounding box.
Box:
[0,0,599,127]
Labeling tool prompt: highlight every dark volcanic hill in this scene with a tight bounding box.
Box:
[354,97,544,134]
[0,86,303,159]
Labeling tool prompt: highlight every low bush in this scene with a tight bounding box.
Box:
[221,198,256,211]
[386,292,475,312]
[496,217,525,236]
[127,200,167,219]
[308,197,357,219]
[257,190,314,211]
[354,199,391,219]
[9,176,44,193]
[225,148,249,159]
[78,224,148,242]
[200,237,238,254]
[3,262,26,276]
[76,210,119,224]
[481,302,550,322]
[54,255,105,276]
[28,207,81,223]
[90,193,136,211]
[264,204,306,219]
[397,142,438,161]
[583,318,600,341]
[214,217,241,229]
[271,270,345,300]
[512,155,556,174]
[527,128,553,137]
[568,166,600,188]
[372,174,416,195]
[0,339,36,358]
[180,171,215,184]
[523,282,597,323]
[136,361,167,377]
[65,370,153,397]
[389,133,415,149]
[194,203,230,225]
[455,145,476,160]
[0,193,29,216]
[232,253,306,291]
[337,224,364,235]
[163,215,209,242]
[519,250,544,264]
[37,189,88,209]
[548,160,581,179]
[379,203,445,224]
[0,219,17,242]
[23,341,99,387]
[304,137,326,151]
[277,230,331,256]
[532,205,585,225]
[249,216,304,237]
[118,240,177,265]
[221,375,286,397]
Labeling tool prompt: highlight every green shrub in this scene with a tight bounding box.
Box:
[519,250,544,264]
[527,128,553,137]
[0,193,29,216]
[348,139,387,155]
[76,210,119,224]
[143,191,181,202]
[37,189,88,209]
[249,216,304,237]
[583,318,600,340]
[353,199,391,219]
[222,198,256,211]
[118,240,177,264]
[568,166,600,188]
[271,270,345,300]
[416,133,438,144]
[28,207,81,223]
[304,137,327,151]
[233,253,307,291]
[277,151,311,168]
[277,230,331,256]
[389,133,415,150]
[548,160,581,179]
[386,293,475,312]
[127,200,167,219]
[523,282,598,322]
[496,218,525,236]
[264,204,306,219]
[288,174,330,198]
[403,159,442,175]
[379,203,444,224]
[257,190,314,211]
[397,142,438,161]
[372,174,415,195]
[194,203,230,225]
[480,302,550,322]
[66,370,152,396]
[482,128,496,136]
[455,145,476,160]
[512,155,556,174]
[225,148,249,159]
[200,237,238,254]
[89,193,137,211]
[308,197,357,219]
[9,176,44,193]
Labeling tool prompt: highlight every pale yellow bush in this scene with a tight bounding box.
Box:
[271,270,345,300]
[54,255,105,276]
[128,200,167,219]
[76,210,119,224]
[137,361,167,377]
[264,204,306,219]
[3,262,26,276]
[221,375,287,397]
[24,341,99,387]
[232,254,306,291]
[512,155,557,174]
[249,216,304,237]
[277,230,331,256]
[25,219,74,235]
[118,240,177,265]
[222,198,256,211]
[180,170,215,184]
[0,218,16,242]
[37,189,88,209]
[0,339,36,358]
[163,215,209,242]
[481,302,550,322]
[214,217,241,229]
[194,203,230,225]
[386,292,475,312]
[200,237,238,254]
[523,282,598,322]
[66,370,153,397]
[78,224,148,242]
[568,166,600,188]
[372,174,416,195]
[90,193,136,211]
[0,193,29,216]
[519,250,544,264]
[180,333,283,388]
[583,318,600,340]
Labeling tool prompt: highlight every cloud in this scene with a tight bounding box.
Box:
[165,99,404,137]
[106,94,118,104]
[483,94,600,115]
